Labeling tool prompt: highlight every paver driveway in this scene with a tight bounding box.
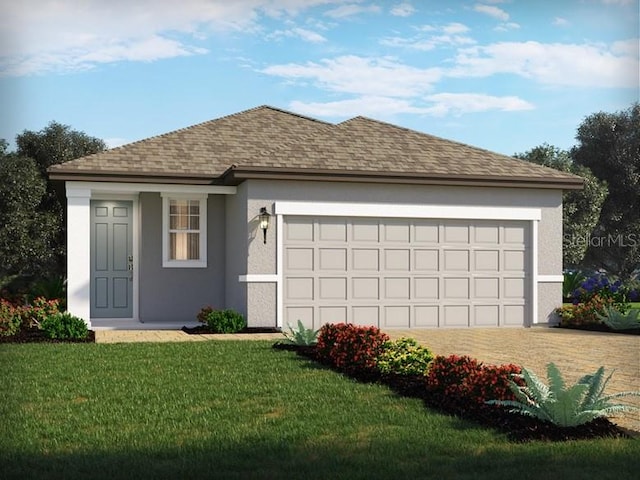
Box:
[96,326,640,432]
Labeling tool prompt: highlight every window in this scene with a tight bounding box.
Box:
[162,194,207,268]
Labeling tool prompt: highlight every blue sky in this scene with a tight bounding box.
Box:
[1,0,638,156]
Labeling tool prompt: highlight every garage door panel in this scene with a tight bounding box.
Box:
[286,219,314,241]
[444,224,469,243]
[319,248,347,270]
[319,220,347,242]
[443,305,469,327]
[414,249,439,271]
[473,305,499,326]
[414,277,439,299]
[444,249,470,271]
[283,216,530,329]
[286,277,314,300]
[474,224,500,243]
[352,220,379,242]
[384,221,410,242]
[353,306,379,326]
[352,278,379,299]
[385,249,410,270]
[474,277,499,298]
[285,306,314,329]
[319,277,347,300]
[384,306,410,327]
[352,249,379,270]
[474,250,499,271]
[443,277,469,299]
[504,305,525,326]
[414,221,439,243]
[286,248,314,270]
[385,278,410,299]
[319,306,346,324]
[414,305,439,327]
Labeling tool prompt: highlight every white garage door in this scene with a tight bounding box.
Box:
[283,216,530,329]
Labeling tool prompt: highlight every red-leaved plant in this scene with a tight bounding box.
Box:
[425,355,522,408]
[316,323,389,374]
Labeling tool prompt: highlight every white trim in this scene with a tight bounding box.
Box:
[537,275,564,283]
[531,220,539,325]
[276,214,284,328]
[275,201,541,221]
[161,194,207,268]
[67,181,236,195]
[238,274,279,282]
[66,190,91,327]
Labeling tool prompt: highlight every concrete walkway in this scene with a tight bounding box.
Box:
[95,326,640,432]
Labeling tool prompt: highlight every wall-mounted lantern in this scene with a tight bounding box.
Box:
[259,207,271,244]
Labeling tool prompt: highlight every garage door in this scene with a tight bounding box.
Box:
[283,216,530,329]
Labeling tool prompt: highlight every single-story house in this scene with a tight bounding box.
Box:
[48,105,583,330]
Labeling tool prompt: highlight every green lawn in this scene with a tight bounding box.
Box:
[1,341,638,480]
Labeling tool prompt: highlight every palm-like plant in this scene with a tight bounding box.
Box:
[488,363,640,427]
[282,320,319,346]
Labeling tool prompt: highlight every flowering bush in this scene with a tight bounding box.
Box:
[557,294,618,327]
[425,355,522,407]
[377,337,433,376]
[570,272,636,308]
[316,323,389,374]
[19,297,61,327]
[0,299,21,337]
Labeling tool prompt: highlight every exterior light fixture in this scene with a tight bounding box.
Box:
[259,207,271,244]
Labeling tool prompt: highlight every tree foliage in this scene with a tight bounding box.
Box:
[1,122,106,292]
[571,103,640,279]
[514,144,608,268]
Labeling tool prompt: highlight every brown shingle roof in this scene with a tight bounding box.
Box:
[48,105,583,189]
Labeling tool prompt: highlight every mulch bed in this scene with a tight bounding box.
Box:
[272,342,635,443]
[0,327,95,343]
[555,325,640,335]
[182,325,282,334]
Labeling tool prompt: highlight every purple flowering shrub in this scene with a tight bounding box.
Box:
[570,272,638,308]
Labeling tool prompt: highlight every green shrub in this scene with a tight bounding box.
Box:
[596,306,640,330]
[488,362,640,427]
[203,309,246,333]
[377,337,433,376]
[282,320,319,346]
[0,299,21,336]
[40,312,88,340]
[196,305,215,324]
[562,270,585,301]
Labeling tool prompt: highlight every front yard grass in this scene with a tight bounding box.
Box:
[1,341,638,480]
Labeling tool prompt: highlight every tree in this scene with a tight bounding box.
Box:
[0,123,106,292]
[0,144,60,289]
[514,144,608,269]
[572,103,640,279]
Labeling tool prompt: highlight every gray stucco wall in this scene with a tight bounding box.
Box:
[237,179,564,327]
[224,183,248,317]
[139,192,226,323]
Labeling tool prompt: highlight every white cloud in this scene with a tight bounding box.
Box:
[0,0,344,76]
[390,2,416,17]
[104,138,130,149]
[269,27,327,43]
[600,0,634,4]
[473,4,510,21]
[324,3,381,18]
[553,17,570,27]
[424,93,534,116]
[289,92,533,118]
[494,22,520,32]
[381,23,474,51]
[263,56,442,97]
[451,41,640,88]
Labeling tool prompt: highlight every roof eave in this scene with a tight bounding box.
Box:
[222,167,585,190]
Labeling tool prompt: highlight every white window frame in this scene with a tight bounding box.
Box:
[161,193,207,268]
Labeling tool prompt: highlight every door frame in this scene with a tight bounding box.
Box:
[90,194,139,322]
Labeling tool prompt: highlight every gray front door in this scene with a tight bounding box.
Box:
[90,200,133,318]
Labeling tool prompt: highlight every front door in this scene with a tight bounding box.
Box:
[90,200,133,318]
